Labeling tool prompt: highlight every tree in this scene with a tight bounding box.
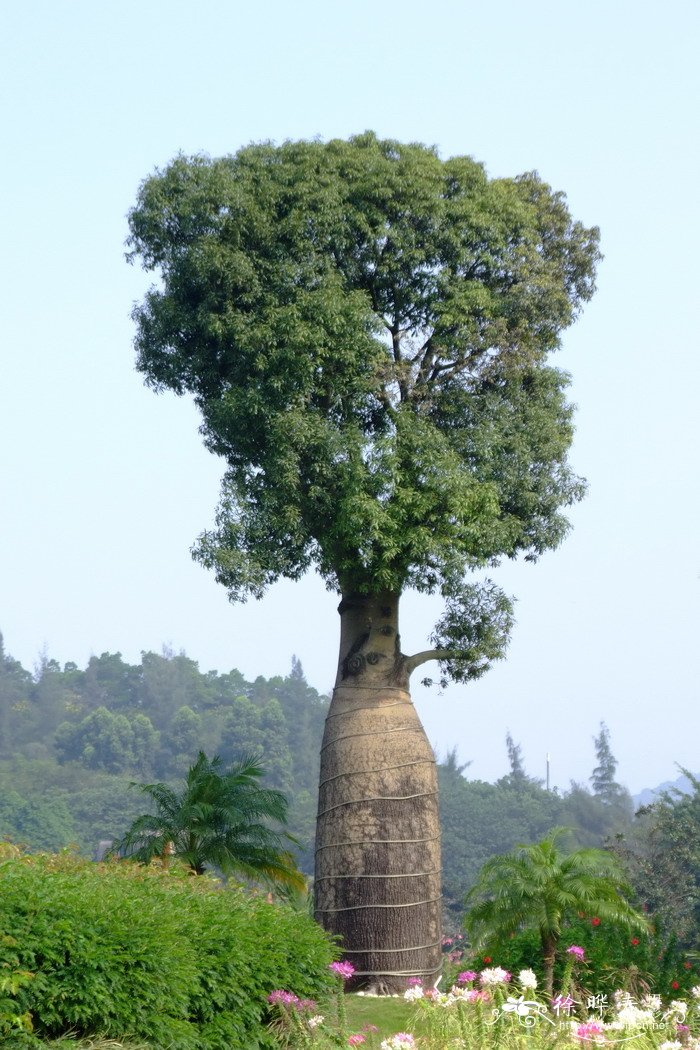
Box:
[111,751,304,890]
[54,706,137,773]
[501,730,534,788]
[591,722,621,802]
[616,770,700,951]
[128,133,600,989]
[464,828,647,994]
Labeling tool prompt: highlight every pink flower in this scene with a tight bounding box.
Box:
[566,945,585,960]
[330,961,356,980]
[407,977,423,987]
[456,970,478,984]
[363,1025,379,1033]
[348,1036,366,1047]
[576,1020,604,1042]
[267,989,300,1006]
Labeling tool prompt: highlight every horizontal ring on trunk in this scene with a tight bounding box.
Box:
[325,701,408,720]
[343,966,444,977]
[332,684,410,692]
[315,870,441,881]
[315,835,440,852]
[318,758,433,787]
[342,940,443,953]
[316,790,438,817]
[316,895,442,912]
[320,726,425,751]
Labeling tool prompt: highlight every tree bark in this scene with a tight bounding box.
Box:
[542,932,558,998]
[314,592,442,993]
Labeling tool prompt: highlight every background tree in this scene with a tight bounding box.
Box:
[464,828,647,994]
[127,133,600,990]
[591,722,623,803]
[111,751,304,890]
[614,771,700,953]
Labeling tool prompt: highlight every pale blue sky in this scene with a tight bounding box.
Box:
[1,0,698,792]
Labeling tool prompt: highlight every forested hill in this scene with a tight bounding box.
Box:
[0,632,635,906]
[0,636,327,869]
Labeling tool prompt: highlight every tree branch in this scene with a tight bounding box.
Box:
[404,648,458,676]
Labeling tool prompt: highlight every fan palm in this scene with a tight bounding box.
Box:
[111,751,305,891]
[464,827,648,994]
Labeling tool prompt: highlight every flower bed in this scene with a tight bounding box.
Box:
[268,957,700,1048]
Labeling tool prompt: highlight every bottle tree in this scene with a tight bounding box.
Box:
[127,133,600,991]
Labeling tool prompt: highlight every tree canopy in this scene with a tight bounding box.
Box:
[128,133,601,685]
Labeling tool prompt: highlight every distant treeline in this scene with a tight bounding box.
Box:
[0,632,634,905]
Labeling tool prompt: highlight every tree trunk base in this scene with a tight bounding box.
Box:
[314,682,442,992]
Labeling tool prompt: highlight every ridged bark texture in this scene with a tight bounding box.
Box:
[314,593,442,993]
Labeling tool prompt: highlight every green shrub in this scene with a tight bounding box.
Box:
[0,848,336,1048]
[464,914,699,1001]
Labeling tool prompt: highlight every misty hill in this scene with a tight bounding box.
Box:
[634,770,698,809]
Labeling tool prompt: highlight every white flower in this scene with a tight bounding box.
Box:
[480,966,511,985]
[518,968,538,990]
[641,993,662,1011]
[691,984,700,1000]
[307,1015,324,1029]
[380,1036,416,1050]
[403,986,424,1002]
[616,1004,655,1028]
[658,1042,683,1050]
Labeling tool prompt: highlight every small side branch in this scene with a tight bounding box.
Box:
[404,649,457,676]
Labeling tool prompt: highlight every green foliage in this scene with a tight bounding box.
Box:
[111,751,304,890]
[0,850,336,1049]
[613,770,700,953]
[438,766,562,912]
[464,829,647,991]
[54,707,159,774]
[128,132,600,682]
[0,790,74,853]
[0,644,328,870]
[0,929,35,1047]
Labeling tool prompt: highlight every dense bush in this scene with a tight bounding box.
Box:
[0,847,337,1048]
[465,915,700,1000]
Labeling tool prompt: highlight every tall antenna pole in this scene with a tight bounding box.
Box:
[546,752,551,792]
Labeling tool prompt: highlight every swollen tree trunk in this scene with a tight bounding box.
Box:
[314,592,442,993]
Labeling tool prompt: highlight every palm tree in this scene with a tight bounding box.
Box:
[464,828,648,994]
[110,751,305,891]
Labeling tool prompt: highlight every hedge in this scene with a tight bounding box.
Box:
[0,847,336,1048]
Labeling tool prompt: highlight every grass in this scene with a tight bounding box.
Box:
[344,994,415,1038]
[35,997,414,1048]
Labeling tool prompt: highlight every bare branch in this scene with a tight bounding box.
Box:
[404,648,458,676]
